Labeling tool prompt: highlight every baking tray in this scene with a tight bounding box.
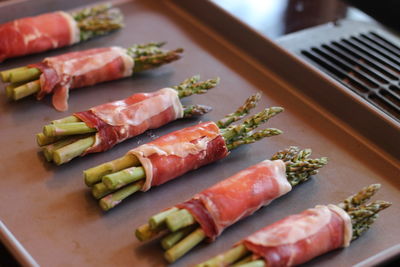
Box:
[0,0,399,266]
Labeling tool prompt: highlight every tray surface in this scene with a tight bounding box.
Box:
[0,0,399,266]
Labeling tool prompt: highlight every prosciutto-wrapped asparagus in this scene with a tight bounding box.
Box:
[0,3,123,62]
[135,147,328,263]
[83,94,284,211]
[1,42,183,111]
[37,75,217,165]
[198,184,391,267]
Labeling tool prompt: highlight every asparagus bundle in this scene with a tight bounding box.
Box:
[84,94,284,211]
[0,3,123,63]
[198,184,391,267]
[37,75,218,165]
[135,146,328,263]
[2,42,183,111]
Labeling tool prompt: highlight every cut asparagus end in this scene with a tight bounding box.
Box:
[99,180,144,211]
[232,255,254,267]
[164,228,206,263]
[102,166,145,190]
[237,260,266,267]
[43,122,96,137]
[42,136,80,162]
[51,115,81,124]
[149,207,179,230]
[36,133,63,147]
[52,136,95,165]
[92,182,113,199]
[9,67,41,84]
[1,66,28,82]
[13,80,40,100]
[196,244,249,267]
[84,154,140,187]
[161,225,197,250]
[5,82,25,99]
[135,223,160,242]
[166,209,196,232]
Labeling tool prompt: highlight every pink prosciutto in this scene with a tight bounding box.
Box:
[128,121,229,192]
[0,11,79,62]
[74,87,183,155]
[242,204,352,267]
[176,160,292,240]
[30,46,134,111]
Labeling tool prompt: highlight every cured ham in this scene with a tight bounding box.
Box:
[0,11,79,62]
[75,88,183,154]
[129,121,229,191]
[242,205,352,267]
[177,160,292,240]
[31,47,134,111]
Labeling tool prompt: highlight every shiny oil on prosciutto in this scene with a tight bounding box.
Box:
[30,46,134,111]
[176,160,292,240]
[0,12,79,62]
[128,121,229,192]
[242,204,352,267]
[74,87,183,155]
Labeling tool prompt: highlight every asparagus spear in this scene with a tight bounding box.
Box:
[2,42,183,99]
[135,224,162,242]
[52,135,95,165]
[161,225,197,250]
[36,133,63,146]
[164,228,206,263]
[99,180,144,211]
[216,93,261,128]
[196,184,391,266]
[197,244,250,267]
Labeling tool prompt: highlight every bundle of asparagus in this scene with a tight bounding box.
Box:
[197,184,391,267]
[134,147,328,263]
[36,75,218,165]
[84,94,284,211]
[0,3,123,62]
[1,42,183,108]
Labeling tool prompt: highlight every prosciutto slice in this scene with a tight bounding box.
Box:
[0,11,79,62]
[30,46,134,111]
[242,204,352,267]
[74,88,183,155]
[128,121,229,192]
[176,160,292,240]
